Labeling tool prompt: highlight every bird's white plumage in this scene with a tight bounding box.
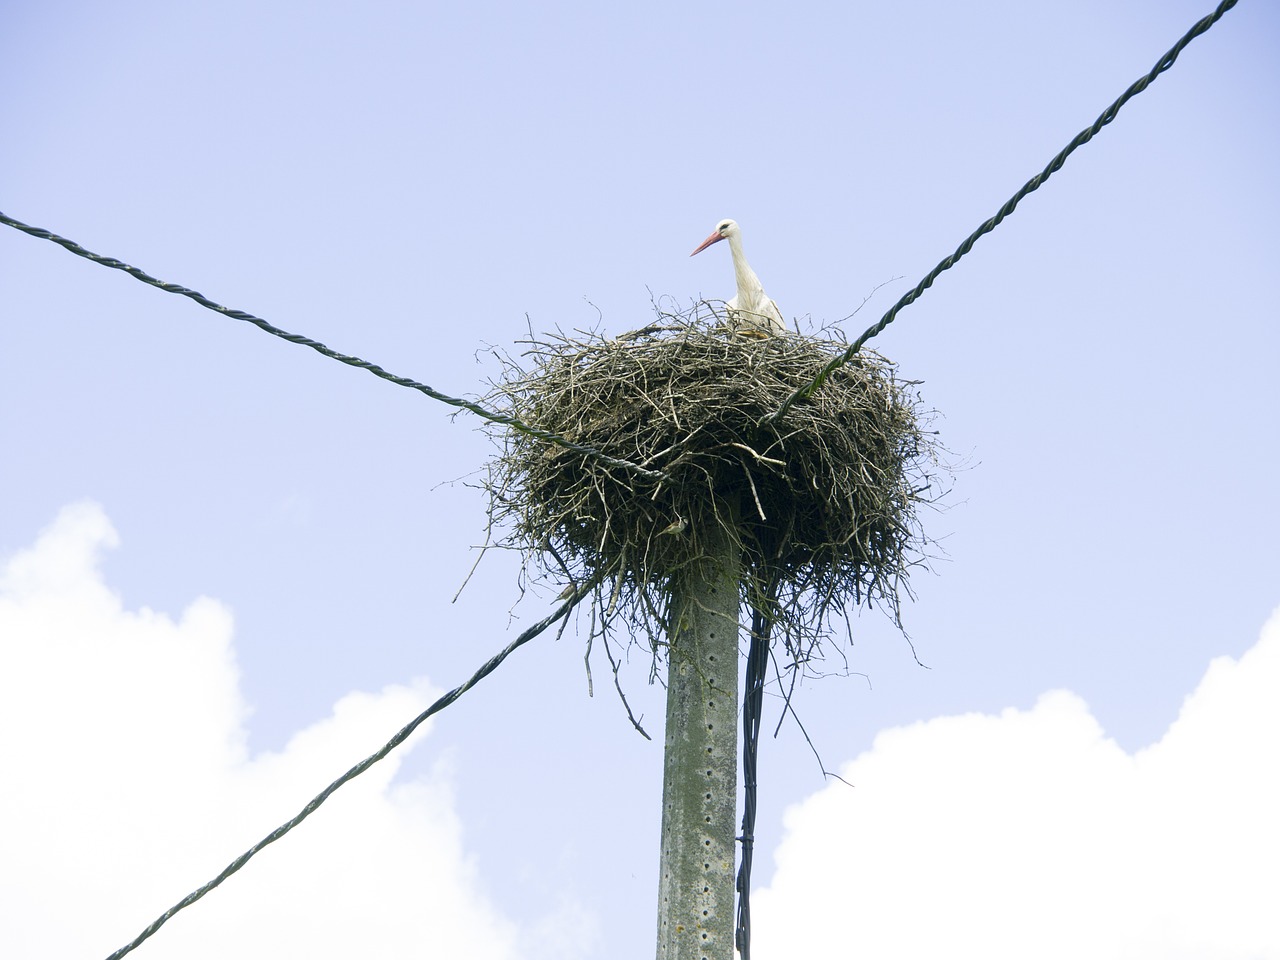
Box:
[690,218,787,337]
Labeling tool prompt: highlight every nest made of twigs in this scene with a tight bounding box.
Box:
[481,303,939,665]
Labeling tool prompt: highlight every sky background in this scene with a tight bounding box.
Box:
[2,1,1277,957]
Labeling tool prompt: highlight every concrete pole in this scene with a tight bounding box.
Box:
[655,513,741,960]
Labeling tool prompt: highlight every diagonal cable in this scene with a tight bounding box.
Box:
[102,577,599,960]
[0,210,663,482]
[766,0,1240,425]
[735,570,779,960]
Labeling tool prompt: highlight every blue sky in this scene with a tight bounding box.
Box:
[2,1,1277,957]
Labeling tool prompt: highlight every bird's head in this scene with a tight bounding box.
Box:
[690,218,740,256]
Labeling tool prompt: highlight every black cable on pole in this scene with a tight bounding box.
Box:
[767,0,1240,425]
[0,209,663,483]
[102,577,598,960]
[735,571,779,960]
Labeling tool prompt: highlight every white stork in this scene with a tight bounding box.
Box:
[690,218,787,337]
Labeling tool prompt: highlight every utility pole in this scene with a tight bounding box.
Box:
[487,320,930,959]
[655,512,741,960]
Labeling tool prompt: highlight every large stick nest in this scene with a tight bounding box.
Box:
[481,305,940,670]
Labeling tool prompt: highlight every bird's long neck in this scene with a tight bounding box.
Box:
[726,233,765,302]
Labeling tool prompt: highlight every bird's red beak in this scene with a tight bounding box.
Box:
[690,231,726,257]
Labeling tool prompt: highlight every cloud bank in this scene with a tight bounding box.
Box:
[751,608,1280,958]
[3,502,1275,959]
[0,502,541,959]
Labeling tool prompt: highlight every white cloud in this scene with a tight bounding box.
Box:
[7,502,1274,959]
[0,502,543,959]
[751,610,1280,959]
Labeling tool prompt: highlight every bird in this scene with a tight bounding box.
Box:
[690,218,787,338]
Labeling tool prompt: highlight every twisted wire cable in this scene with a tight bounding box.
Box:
[0,210,663,482]
[767,0,1240,425]
[102,578,598,960]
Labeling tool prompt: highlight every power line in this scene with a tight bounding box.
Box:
[0,209,664,483]
[766,0,1240,425]
[102,578,598,960]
